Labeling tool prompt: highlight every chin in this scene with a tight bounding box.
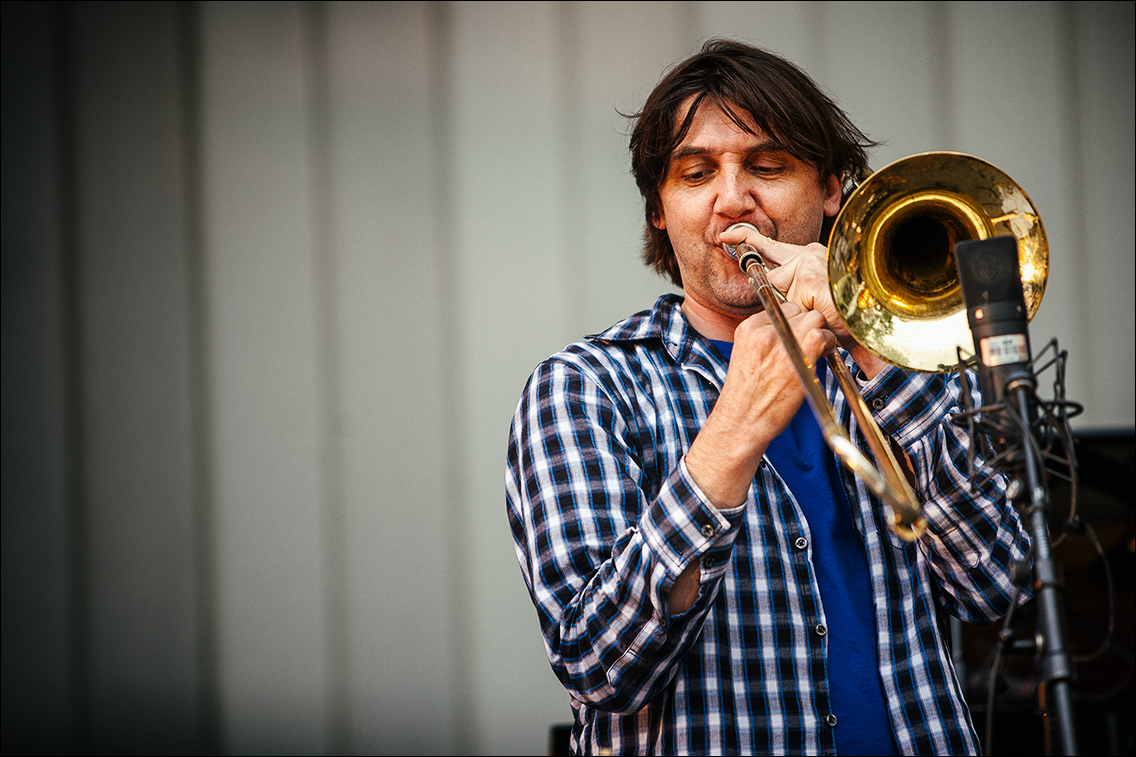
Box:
[728,300,766,316]
[717,290,765,315]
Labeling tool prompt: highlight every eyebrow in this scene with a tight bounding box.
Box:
[670,142,787,162]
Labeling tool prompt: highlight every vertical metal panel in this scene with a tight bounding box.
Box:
[447,2,578,753]
[322,1,458,753]
[179,2,222,750]
[197,2,329,752]
[699,1,817,73]
[948,2,1082,417]
[0,3,77,752]
[1073,1,1135,428]
[70,2,201,751]
[820,2,941,166]
[303,5,349,753]
[569,1,690,336]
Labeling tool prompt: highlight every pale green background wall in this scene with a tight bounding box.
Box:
[2,2,1132,754]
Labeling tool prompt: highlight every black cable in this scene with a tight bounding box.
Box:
[1070,520,1116,664]
[984,583,1026,756]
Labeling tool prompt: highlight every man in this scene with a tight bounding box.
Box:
[506,40,1028,755]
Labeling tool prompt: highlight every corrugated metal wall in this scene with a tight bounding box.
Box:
[2,1,1132,754]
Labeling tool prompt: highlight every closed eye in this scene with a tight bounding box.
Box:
[682,166,716,183]
[751,163,785,176]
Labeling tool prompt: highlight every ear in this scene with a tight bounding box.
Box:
[822,173,842,218]
[652,206,667,230]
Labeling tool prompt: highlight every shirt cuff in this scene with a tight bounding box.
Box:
[637,457,746,580]
[859,367,951,446]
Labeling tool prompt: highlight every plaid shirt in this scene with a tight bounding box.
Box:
[506,294,1029,756]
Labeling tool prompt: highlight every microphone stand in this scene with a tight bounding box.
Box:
[953,236,1082,755]
[1008,379,1079,756]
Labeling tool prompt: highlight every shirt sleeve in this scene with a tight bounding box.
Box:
[505,356,745,714]
[858,364,1031,623]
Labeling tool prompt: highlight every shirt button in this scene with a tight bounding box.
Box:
[701,524,715,538]
[826,713,838,727]
[794,537,808,550]
[872,396,886,411]
[701,555,715,569]
[815,624,827,636]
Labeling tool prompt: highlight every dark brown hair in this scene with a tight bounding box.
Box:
[628,39,877,287]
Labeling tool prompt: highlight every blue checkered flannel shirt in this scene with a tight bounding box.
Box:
[506,294,1029,755]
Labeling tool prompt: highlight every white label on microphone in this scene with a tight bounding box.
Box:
[980,334,1029,366]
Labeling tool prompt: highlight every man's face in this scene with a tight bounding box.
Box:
[653,97,841,318]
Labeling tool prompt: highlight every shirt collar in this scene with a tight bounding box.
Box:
[586,293,727,385]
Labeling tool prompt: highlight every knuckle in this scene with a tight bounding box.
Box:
[802,310,826,328]
[755,325,780,349]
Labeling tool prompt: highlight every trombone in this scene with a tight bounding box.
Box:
[726,152,1048,541]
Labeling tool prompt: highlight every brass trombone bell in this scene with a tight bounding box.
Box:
[828,152,1049,372]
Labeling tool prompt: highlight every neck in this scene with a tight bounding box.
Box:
[680,295,752,342]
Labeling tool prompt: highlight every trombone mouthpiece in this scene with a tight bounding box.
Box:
[722,222,759,260]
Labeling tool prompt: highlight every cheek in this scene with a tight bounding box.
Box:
[774,182,827,221]
[657,185,716,232]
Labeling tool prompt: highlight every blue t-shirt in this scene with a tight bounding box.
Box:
[710,340,897,756]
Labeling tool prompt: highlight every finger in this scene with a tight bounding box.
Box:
[751,305,825,355]
[761,260,818,317]
[719,223,766,247]
[793,316,838,360]
[777,301,803,319]
[798,328,838,361]
[744,229,798,268]
[786,264,829,309]
[718,224,794,267]
[787,307,829,335]
[740,300,801,330]
[787,306,833,336]
[765,255,804,293]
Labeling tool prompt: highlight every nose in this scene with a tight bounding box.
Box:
[714,166,757,219]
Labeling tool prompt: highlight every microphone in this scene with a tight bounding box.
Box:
[954,236,1035,465]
